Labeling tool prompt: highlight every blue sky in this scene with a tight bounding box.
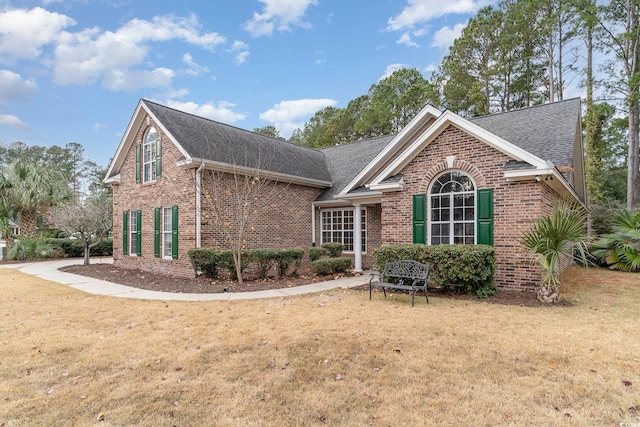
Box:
[0,0,495,168]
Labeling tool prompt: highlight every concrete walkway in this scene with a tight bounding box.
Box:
[0,257,372,301]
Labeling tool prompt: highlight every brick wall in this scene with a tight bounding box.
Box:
[380,124,566,290]
[112,113,326,278]
[112,114,197,277]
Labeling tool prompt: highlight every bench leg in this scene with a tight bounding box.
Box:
[382,288,387,298]
[369,284,372,301]
[411,290,415,307]
[425,289,429,304]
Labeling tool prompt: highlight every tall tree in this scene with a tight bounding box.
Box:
[0,161,71,237]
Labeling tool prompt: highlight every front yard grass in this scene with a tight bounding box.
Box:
[1,266,638,426]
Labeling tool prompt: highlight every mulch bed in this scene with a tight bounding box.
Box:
[57,263,565,307]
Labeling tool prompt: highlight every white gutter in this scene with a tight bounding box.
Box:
[195,162,205,248]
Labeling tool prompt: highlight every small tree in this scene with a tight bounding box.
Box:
[521,201,590,303]
[46,194,112,265]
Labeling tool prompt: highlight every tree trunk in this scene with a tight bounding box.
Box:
[84,241,91,266]
[20,209,37,237]
[628,100,640,208]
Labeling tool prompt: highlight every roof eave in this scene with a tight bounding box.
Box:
[179,157,333,188]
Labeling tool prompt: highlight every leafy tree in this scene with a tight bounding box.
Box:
[253,126,285,140]
[45,194,113,265]
[0,161,71,237]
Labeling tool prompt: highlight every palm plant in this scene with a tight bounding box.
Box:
[591,209,640,272]
[0,161,70,237]
[521,201,590,303]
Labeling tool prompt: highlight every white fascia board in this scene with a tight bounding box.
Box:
[370,111,548,186]
[504,167,586,210]
[337,105,443,197]
[179,157,332,188]
[104,173,121,185]
[313,199,354,207]
[368,182,403,192]
[142,101,191,161]
[104,100,145,183]
[334,191,382,205]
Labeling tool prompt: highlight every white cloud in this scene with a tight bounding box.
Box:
[397,32,419,47]
[431,23,466,50]
[0,70,38,100]
[0,114,30,130]
[0,7,75,62]
[260,98,337,137]
[244,0,318,37]
[52,14,225,90]
[183,53,210,76]
[388,0,479,31]
[165,100,246,123]
[229,40,250,64]
[381,64,409,80]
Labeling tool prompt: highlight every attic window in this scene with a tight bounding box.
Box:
[143,127,159,183]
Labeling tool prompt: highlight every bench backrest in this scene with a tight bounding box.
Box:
[382,260,429,281]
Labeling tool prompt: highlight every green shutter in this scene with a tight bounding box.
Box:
[122,211,129,255]
[412,194,426,244]
[171,205,179,259]
[154,208,161,258]
[156,137,162,179]
[136,210,142,256]
[135,144,141,183]
[477,188,494,246]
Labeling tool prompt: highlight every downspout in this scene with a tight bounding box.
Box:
[195,162,205,248]
[311,202,317,247]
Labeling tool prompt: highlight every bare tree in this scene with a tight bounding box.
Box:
[46,195,112,265]
[198,144,286,285]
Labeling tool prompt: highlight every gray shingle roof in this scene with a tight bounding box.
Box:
[470,98,581,167]
[143,100,332,184]
[315,135,396,201]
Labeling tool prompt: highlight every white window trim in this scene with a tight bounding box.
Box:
[320,208,367,254]
[162,207,172,260]
[129,209,138,257]
[427,170,477,245]
[143,128,158,184]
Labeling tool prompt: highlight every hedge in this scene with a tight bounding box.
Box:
[374,244,496,297]
[309,247,330,262]
[45,238,113,257]
[310,257,352,276]
[321,242,344,258]
[187,248,304,280]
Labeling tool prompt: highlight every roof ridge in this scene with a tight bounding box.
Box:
[141,99,322,154]
[318,133,397,152]
[470,97,581,120]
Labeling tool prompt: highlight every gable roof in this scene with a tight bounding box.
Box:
[316,134,395,202]
[105,99,333,187]
[469,98,580,168]
[338,98,584,203]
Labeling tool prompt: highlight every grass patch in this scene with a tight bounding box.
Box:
[0,266,639,426]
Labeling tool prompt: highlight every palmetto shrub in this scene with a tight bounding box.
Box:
[591,209,640,272]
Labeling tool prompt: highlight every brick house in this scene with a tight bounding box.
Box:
[105,98,585,289]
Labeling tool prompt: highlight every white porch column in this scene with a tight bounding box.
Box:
[353,204,362,272]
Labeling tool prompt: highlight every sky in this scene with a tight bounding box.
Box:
[0,0,496,168]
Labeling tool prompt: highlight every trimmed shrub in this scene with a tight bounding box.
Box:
[274,248,304,277]
[309,246,330,262]
[374,244,496,298]
[90,238,113,257]
[310,257,352,276]
[187,248,219,278]
[7,237,61,260]
[321,242,344,258]
[248,249,277,278]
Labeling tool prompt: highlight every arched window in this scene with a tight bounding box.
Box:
[143,127,159,183]
[429,171,475,245]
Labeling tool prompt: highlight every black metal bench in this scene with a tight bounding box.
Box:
[369,260,429,306]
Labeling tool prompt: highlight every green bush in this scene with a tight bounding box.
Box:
[42,238,114,258]
[274,248,304,277]
[90,238,113,256]
[310,257,352,276]
[321,242,344,258]
[187,248,220,278]
[248,249,277,278]
[309,246,330,262]
[7,237,61,260]
[374,244,496,298]
[591,208,640,272]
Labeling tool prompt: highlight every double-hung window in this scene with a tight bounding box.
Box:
[162,207,173,259]
[154,206,178,259]
[123,209,141,256]
[320,208,366,253]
